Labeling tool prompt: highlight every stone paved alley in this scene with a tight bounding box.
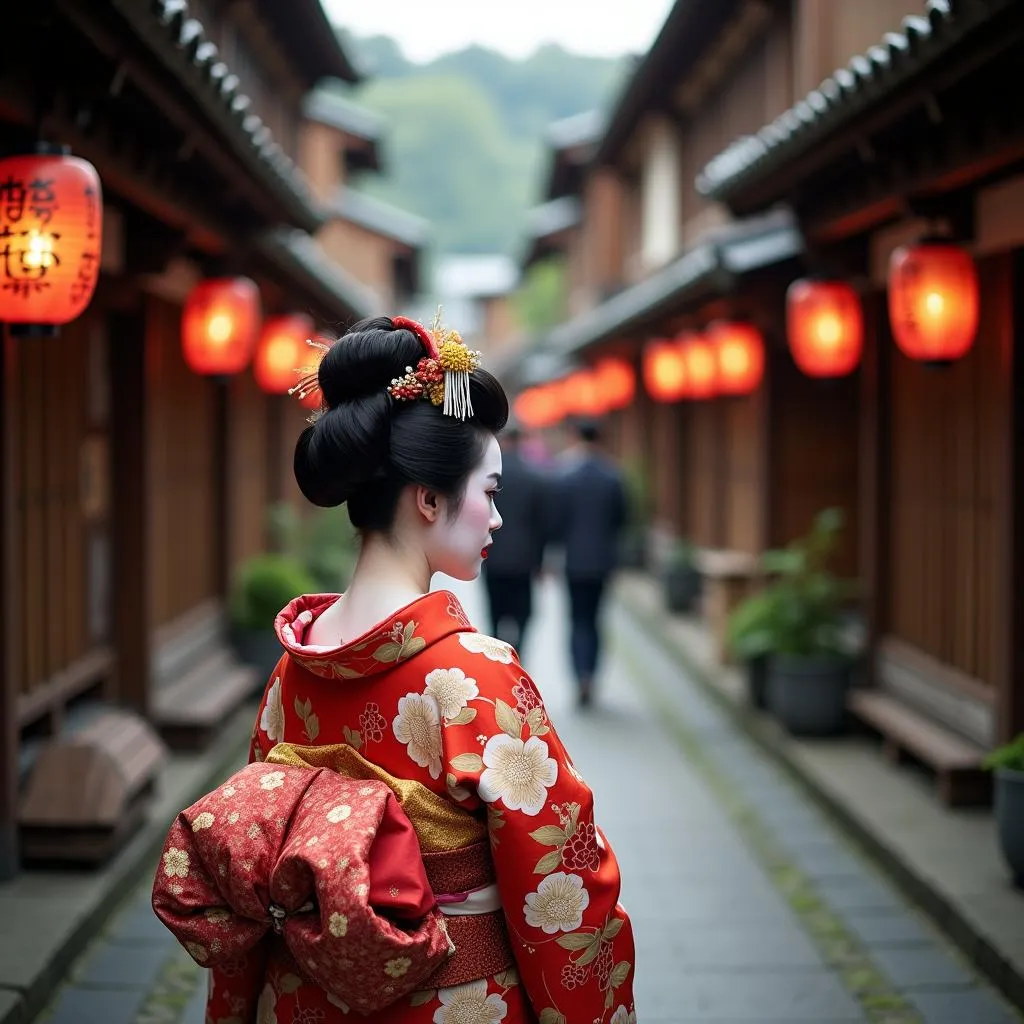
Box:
[31,579,1024,1023]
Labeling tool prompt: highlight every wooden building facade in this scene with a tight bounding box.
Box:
[520,0,1024,800]
[0,0,423,879]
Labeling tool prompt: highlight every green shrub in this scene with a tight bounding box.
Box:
[983,733,1024,773]
[266,502,360,592]
[230,554,318,632]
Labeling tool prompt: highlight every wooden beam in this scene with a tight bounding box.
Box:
[858,292,891,688]
[109,307,152,717]
[802,119,1024,245]
[0,330,21,879]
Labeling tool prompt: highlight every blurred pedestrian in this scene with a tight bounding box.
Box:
[553,418,627,707]
[482,422,551,651]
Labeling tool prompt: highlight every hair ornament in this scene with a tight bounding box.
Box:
[389,308,482,420]
[288,337,332,424]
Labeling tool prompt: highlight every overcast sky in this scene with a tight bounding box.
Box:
[321,0,676,63]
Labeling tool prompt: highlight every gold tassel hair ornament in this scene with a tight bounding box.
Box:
[391,309,481,421]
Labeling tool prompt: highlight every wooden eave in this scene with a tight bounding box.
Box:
[697,0,1024,230]
[250,0,361,86]
[56,0,327,234]
[594,0,747,167]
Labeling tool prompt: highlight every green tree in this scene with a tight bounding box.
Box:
[355,74,536,254]
[329,35,628,258]
[514,258,567,331]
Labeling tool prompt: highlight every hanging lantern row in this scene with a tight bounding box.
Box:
[641,322,765,403]
[785,242,979,377]
[0,151,103,327]
[181,277,325,405]
[513,356,637,430]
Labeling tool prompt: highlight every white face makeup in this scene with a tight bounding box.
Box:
[426,434,503,581]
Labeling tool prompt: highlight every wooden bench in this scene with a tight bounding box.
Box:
[19,708,167,865]
[693,549,761,664]
[848,689,990,807]
[154,646,258,751]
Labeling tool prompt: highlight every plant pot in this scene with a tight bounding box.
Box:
[618,532,647,570]
[746,654,769,710]
[767,654,850,736]
[231,627,285,687]
[663,564,701,613]
[994,767,1024,887]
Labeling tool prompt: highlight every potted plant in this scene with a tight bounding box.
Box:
[662,537,701,613]
[229,553,318,681]
[983,733,1024,886]
[725,588,775,709]
[757,508,858,735]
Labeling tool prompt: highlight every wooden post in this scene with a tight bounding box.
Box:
[109,309,151,717]
[1001,251,1024,741]
[0,330,21,879]
[858,291,890,689]
[212,376,230,600]
[758,312,782,555]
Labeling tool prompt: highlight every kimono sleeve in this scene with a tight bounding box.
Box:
[442,656,637,1022]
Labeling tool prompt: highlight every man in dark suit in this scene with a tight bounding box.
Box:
[483,424,551,651]
[554,419,627,708]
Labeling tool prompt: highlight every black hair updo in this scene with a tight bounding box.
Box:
[293,316,509,532]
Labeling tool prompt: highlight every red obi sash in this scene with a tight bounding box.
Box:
[151,744,513,1015]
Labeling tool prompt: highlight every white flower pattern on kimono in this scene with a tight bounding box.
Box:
[610,1007,637,1024]
[424,667,479,719]
[524,872,590,934]
[478,734,557,815]
[393,693,443,779]
[163,847,189,878]
[458,633,514,663]
[433,979,508,1024]
[260,677,285,743]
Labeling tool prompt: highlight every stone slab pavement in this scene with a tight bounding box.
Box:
[28,577,1024,1023]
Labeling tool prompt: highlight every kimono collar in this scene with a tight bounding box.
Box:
[274,590,474,681]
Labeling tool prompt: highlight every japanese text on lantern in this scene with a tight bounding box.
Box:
[0,154,103,325]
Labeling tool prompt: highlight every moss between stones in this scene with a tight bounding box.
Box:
[612,625,924,1024]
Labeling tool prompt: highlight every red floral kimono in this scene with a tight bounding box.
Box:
[205,590,636,1024]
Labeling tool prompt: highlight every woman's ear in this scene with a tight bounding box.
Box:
[415,484,441,523]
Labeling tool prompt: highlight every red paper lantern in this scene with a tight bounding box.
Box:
[514,384,562,430]
[0,151,102,325]
[564,368,609,418]
[708,321,764,395]
[642,338,687,403]
[182,277,261,376]
[594,356,636,410]
[681,332,717,400]
[254,314,315,395]
[786,279,863,378]
[888,242,978,363]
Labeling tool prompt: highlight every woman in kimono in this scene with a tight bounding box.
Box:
[204,315,636,1024]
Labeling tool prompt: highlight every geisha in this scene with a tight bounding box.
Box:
[152,314,637,1024]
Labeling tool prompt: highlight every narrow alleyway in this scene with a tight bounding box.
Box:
[31,579,1023,1024]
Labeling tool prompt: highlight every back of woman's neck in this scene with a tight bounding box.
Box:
[310,533,429,646]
